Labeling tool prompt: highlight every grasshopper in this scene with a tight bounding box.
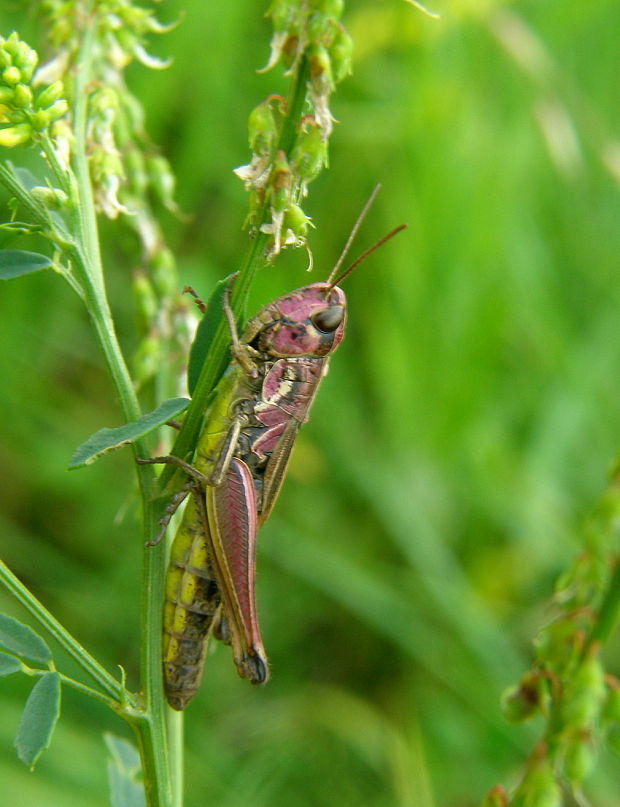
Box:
[142,190,405,709]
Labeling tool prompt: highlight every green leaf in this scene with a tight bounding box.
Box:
[69,397,190,469]
[0,652,22,677]
[0,249,53,279]
[105,733,146,807]
[14,672,61,769]
[187,276,237,396]
[0,614,51,663]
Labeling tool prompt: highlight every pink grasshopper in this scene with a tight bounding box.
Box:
[142,190,405,709]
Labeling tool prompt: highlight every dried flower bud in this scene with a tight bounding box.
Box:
[501,672,548,723]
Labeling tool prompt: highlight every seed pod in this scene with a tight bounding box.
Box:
[248,101,277,155]
[150,247,178,299]
[308,44,334,93]
[132,270,159,334]
[562,732,596,786]
[270,150,291,214]
[330,24,353,84]
[147,155,177,211]
[291,123,328,184]
[561,649,605,731]
[284,203,312,239]
[511,746,561,807]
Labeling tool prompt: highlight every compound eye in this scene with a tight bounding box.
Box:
[311,304,344,333]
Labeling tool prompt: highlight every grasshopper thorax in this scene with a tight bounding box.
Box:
[248,282,346,359]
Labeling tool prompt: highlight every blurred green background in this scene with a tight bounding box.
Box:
[1,0,620,805]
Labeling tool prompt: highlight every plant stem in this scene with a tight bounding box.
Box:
[0,162,58,234]
[55,672,120,709]
[167,710,184,807]
[0,560,121,700]
[67,15,173,806]
[38,135,72,196]
[137,503,173,807]
[160,56,311,488]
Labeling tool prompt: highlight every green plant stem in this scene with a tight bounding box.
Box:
[71,20,104,291]
[67,16,173,807]
[160,55,311,488]
[137,505,172,807]
[0,86,175,807]
[0,560,121,700]
[38,135,72,196]
[167,710,184,807]
[55,672,121,709]
[0,162,59,235]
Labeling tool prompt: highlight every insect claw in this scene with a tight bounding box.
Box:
[145,484,192,547]
[240,651,269,684]
[145,530,166,548]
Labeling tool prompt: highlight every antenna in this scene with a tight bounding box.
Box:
[329,224,407,288]
[326,184,382,285]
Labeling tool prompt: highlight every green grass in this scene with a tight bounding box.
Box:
[1,0,620,804]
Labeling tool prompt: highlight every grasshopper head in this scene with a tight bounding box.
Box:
[252,282,346,359]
